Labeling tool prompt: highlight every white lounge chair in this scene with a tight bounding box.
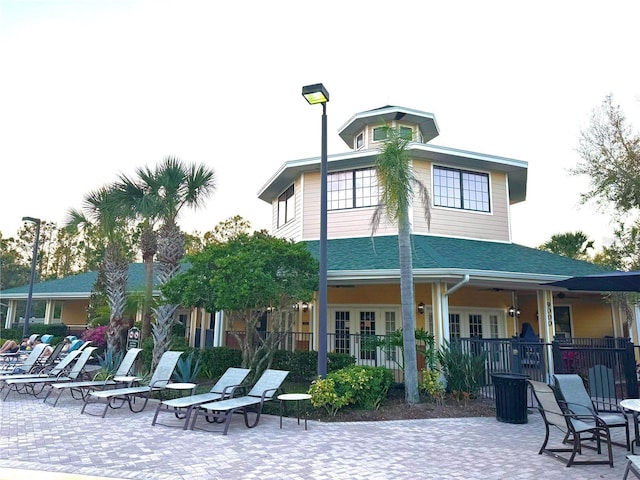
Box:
[44,347,143,407]
[189,369,289,435]
[81,350,182,418]
[152,367,250,429]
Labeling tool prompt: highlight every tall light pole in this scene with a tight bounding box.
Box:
[302,83,329,378]
[22,216,41,337]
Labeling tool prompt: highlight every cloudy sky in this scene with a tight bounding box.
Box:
[1,0,639,250]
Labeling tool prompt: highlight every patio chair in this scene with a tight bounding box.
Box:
[40,334,54,344]
[0,349,81,389]
[189,369,289,435]
[528,379,614,467]
[81,350,182,418]
[623,455,640,479]
[2,347,97,400]
[553,373,630,450]
[152,367,251,429]
[0,343,50,375]
[43,347,143,407]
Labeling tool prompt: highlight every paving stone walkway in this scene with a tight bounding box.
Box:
[0,388,634,479]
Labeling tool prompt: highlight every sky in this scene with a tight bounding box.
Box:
[1,0,639,250]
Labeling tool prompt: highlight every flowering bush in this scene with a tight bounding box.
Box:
[82,325,108,349]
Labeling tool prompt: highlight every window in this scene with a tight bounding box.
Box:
[334,311,350,354]
[554,306,572,338]
[356,133,364,150]
[469,314,483,338]
[385,311,397,361]
[328,168,379,210]
[449,313,461,339]
[373,127,387,141]
[373,126,412,142]
[489,315,499,338]
[399,126,412,140]
[277,185,295,227]
[433,166,490,212]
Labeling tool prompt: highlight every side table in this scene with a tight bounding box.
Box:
[278,393,312,430]
[166,382,197,398]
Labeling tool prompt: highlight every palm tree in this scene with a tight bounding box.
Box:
[371,126,431,405]
[66,187,133,353]
[114,157,216,360]
[128,157,216,369]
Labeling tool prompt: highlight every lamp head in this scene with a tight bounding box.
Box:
[417,302,425,314]
[22,216,40,225]
[302,83,330,105]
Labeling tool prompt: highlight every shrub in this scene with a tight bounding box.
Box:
[82,325,108,350]
[420,369,445,404]
[308,365,393,415]
[327,352,356,372]
[197,347,242,379]
[272,350,318,382]
[29,324,68,338]
[438,341,486,404]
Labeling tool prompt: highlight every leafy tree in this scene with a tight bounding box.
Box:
[0,232,30,290]
[203,215,251,245]
[163,231,318,381]
[573,94,640,214]
[538,231,594,260]
[371,125,431,405]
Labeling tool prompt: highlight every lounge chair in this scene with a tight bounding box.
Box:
[553,373,630,450]
[152,367,251,429]
[44,347,143,407]
[2,347,97,400]
[189,369,289,435]
[0,349,81,388]
[40,334,54,344]
[81,350,182,418]
[528,379,614,467]
[0,343,50,375]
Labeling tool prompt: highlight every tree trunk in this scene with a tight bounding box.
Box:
[398,219,420,405]
[103,243,128,353]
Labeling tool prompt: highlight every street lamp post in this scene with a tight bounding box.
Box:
[22,216,41,338]
[302,83,329,378]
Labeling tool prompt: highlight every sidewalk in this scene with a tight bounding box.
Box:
[0,390,633,479]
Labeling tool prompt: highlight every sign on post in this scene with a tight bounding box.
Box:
[127,327,141,350]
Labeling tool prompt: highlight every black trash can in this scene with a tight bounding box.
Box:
[491,373,529,424]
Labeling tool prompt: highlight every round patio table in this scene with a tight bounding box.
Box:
[278,393,312,430]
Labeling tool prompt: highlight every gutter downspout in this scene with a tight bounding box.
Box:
[440,274,470,343]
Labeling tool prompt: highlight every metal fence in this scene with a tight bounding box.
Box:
[220,330,639,404]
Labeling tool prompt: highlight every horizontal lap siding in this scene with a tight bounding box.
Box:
[303,171,397,240]
[413,161,510,241]
[272,178,303,240]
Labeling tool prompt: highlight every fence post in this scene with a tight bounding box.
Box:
[510,337,521,374]
[551,341,562,375]
[624,339,639,398]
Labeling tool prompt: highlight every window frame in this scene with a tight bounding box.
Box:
[277,184,295,228]
[432,165,491,213]
[327,167,379,211]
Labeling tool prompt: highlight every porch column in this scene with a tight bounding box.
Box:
[430,282,448,348]
[5,300,17,328]
[44,300,54,325]
[536,290,555,379]
[213,310,224,347]
[188,308,198,347]
[633,304,640,345]
[199,308,207,349]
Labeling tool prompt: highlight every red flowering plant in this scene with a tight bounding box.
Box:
[82,325,108,350]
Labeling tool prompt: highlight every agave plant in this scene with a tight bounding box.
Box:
[93,347,125,381]
[172,351,202,383]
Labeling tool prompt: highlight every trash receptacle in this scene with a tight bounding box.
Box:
[491,373,529,424]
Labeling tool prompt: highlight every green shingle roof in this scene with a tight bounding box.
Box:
[0,236,611,298]
[0,263,187,298]
[304,235,611,277]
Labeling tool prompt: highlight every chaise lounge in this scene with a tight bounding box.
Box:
[81,350,182,418]
[189,369,289,435]
[152,367,251,429]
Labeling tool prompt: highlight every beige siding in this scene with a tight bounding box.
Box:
[412,160,510,241]
[272,178,303,241]
[61,300,90,327]
[302,171,397,240]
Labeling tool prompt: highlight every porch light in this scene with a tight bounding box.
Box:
[417,302,425,314]
[302,302,309,313]
[508,306,521,318]
[293,304,300,311]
